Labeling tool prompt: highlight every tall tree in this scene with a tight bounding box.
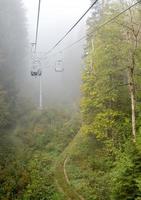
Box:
[0,0,28,122]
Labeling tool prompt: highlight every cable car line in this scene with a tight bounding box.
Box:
[45,0,141,57]
[31,0,42,77]
[29,0,140,111]
[30,0,43,110]
[31,0,141,72]
[46,0,99,54]
[35,0,41,52]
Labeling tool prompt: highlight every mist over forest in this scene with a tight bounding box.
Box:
[24,0,87,108]
[1,0,141,200]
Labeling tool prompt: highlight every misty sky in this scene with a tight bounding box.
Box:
[22,0,90,106]
[23,0,90,51]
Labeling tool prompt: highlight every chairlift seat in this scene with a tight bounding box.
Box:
[31,69,42,76]
[55,67,64,72]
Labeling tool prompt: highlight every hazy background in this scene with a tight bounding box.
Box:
[22,0,90,107]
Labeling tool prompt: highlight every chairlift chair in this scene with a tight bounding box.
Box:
[31,69,42,77]
[55,67,64,72]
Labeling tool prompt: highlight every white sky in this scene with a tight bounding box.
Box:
[22,0,91,105]
[22,0,90,51]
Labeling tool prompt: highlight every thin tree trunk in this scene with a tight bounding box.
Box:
[128,65,136,142]
[126,8,141,142]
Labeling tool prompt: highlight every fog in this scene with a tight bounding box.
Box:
[23,0,90,107]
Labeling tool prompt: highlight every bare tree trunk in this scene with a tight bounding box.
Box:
[128,65,136,142]
[126,8,141,142]
[131,85,136,142]
[126,27,136,142]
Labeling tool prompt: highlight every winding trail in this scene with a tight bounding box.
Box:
[54,133,85,200]
[63,157,85,200]
[63,157,70,185]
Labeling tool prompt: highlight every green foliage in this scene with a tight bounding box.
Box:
[73,1,141,200]
[1,1,141,200]
[111,138,141,200]
[0,108,80,199]
[22,152,57,200]
[0,86,11,128]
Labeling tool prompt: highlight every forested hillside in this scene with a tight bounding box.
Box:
[0,108,81,199]
[1,0,141,200]
[65,0,141,199]
[0,0,29,128]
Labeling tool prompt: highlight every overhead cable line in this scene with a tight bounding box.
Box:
[63,0,141,50]
[46,0,99,54]
[35,0,41,52]
[46,0,141,56]
[31,0,42,110]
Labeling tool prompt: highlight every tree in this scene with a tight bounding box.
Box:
[0,86,11,128]
[80,1,141,199]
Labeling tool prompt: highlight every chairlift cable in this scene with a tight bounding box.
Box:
[46,0,99,54]
[35,0,41,53]
[46,0,141,56]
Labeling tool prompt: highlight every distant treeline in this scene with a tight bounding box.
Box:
[0,0,30,128]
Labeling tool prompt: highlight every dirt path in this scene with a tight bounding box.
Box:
[63,157,85,200]
[63,157,70,185]
[54,133,85,200]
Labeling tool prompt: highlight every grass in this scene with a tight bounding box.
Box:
[54,132,85,200]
